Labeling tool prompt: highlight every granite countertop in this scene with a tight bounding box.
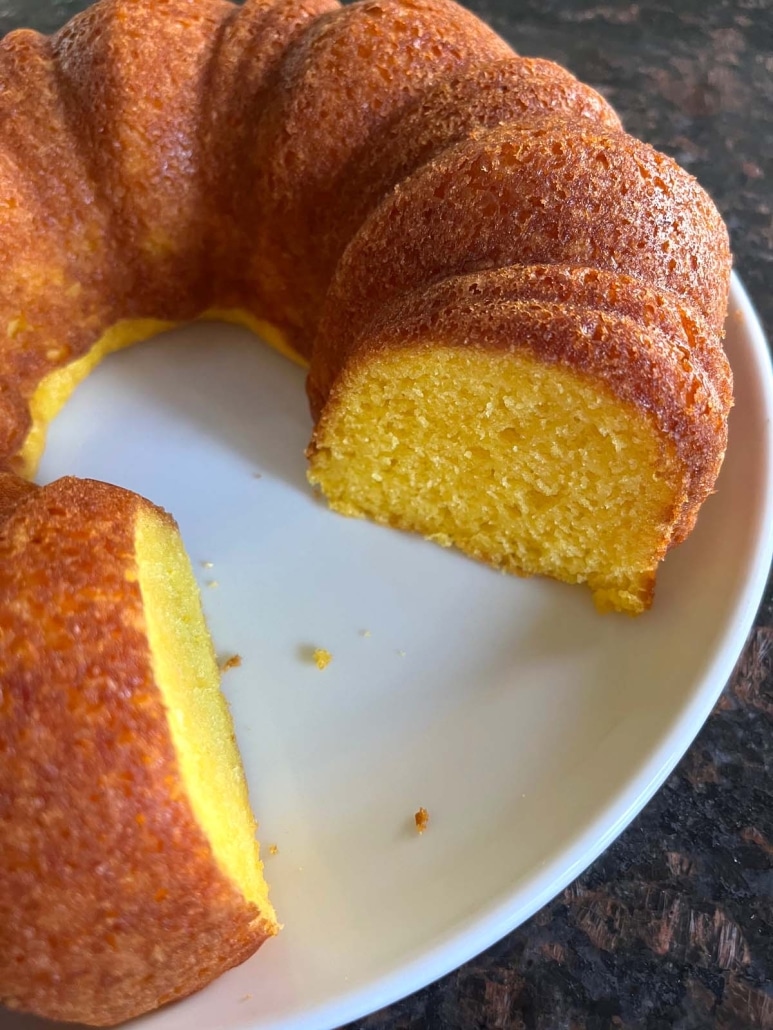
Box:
[1,1,771,1028]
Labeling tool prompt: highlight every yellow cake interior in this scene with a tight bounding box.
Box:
[135,509,278,930]
[308,346,683,613]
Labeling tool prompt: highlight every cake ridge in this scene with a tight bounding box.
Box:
[309,121,730,429]
[280,53,625,336]
[362,261,732,404]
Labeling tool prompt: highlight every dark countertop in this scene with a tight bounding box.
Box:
[1,1,771,1028]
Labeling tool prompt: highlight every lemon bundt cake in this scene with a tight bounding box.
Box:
[0,0,731,1023]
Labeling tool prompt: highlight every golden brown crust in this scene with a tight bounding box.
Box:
[248,0,515,350]
[0,478,272,1026]
[202,0,342,311]
[0,29,116,458]
[52,0,235,320]
[311,273,727,545]
[292,56,622,336]
[313,117,731,403]
[0,472,37,523]
[0,372,32,464]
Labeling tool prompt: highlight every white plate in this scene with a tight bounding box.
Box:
[6,273,772,1030]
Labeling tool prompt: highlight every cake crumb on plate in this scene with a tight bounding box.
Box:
[415,807,429,834]
[313,648,332,670]
[220,654,242,672]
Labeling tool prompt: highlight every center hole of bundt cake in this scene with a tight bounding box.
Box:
[308,347,681,614]
[22,311,307,479]
[135,509,275,922]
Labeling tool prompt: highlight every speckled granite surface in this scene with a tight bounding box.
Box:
[0,1,771,1028]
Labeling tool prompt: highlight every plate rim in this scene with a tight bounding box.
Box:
[240,271,773,1030]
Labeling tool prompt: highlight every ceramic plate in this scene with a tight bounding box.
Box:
[6,273,773,1030]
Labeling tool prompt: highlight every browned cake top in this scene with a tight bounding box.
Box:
[0,472,36,521]
[52,0,236,318]
[200,0,343,307]
[315,117,731,401]
[248,0,514,346]
[0,29,115,414]
[295,55,624,333]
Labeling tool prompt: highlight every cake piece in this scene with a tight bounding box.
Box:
[0,477,278,1026]
[308,270,727,613]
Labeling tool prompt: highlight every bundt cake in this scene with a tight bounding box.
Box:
[0,0,732,1023]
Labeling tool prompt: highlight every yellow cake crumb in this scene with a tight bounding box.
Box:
[397,649,406,658]
[307,346,683,614]
[207,580,219,589]
[415,807,429,834]
[268,844,279,856]
[220,654,242,673]
[312,648,332,670]
[360,629,372,638]
[201,560,214,569]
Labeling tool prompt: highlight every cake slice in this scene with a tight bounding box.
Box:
[0,476,277,1026]
[308,272,727,613]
